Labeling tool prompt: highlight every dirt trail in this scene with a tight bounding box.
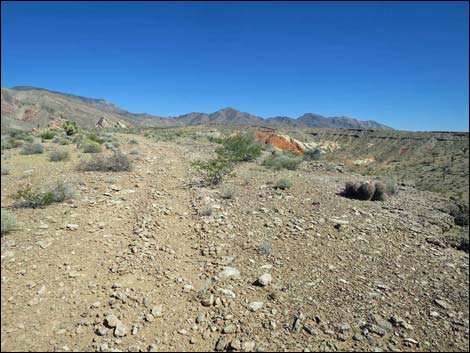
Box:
[1,137,205,352]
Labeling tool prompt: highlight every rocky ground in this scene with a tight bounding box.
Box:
[1,132,469,352]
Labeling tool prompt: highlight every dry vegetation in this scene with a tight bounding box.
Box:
[1,125,468,352]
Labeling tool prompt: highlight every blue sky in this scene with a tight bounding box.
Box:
[1,1,468,131]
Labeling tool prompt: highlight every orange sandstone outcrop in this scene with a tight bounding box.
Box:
[255,132,304,155]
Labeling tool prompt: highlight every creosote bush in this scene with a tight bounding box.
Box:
[192,159,234,185]
[81,139,102,153]
[78,150,133,172]
[1,209,16,235]
[20,143,44,155]
[262,153,303,170]
[11,181,75,208]
[216,135,262,162]
[304,148,325,161]
[273,178,293,190]
[48,150,70,162]
[39,130,56,140]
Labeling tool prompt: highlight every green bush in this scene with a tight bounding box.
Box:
[262,153,303,170]
[192,159,234,185]
[87,133,105,144]
[1,209,16,235]
[1,138,13,150]
[78,150,133,172]
[11,181,75,208]
[20,143,44,155]
[274,178,292,190]
[48,150,70,162]
[129,148,141,155]
[129,138,139,144]
[9,129,33,142]
[81,139,102,153]
[39,130,56,140]
[1,165,10,175]
[62,119,78,136]
[216,135,261,162]
[207,136,225,144]
[304,148,325,161]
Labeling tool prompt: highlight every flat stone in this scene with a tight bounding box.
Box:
[218,267,240,281]
[248,301,264,312]
[114,322,128,337]
[223,324,236,334]
[151,305,162,317]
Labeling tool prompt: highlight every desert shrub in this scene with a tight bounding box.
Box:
[81,139,102,153]
[262,153,303,170]
[20,143,44,155]
[48,150,70,162]
[1,165,11,175]
[86,133,105,145]
[62,120,78,136]
[39,130,56,140]
[220,187,234,199]
[129,148,141,155]
[192,159,234,185]
[372,182,387,201]
[216,135,261,162]
[11,181,75,208]
[78,150,133,172]
[446,232,469,253]
[207,136,225,144]
[1,209,16,235]
[458,235,469,253]
[1,138,13,150]
[104,142,116,150]
[200,206,213,216]
[274,178,292,190]
[53,137,71,145]
[257,240,272,256]
[304,148,325,161]
[129,138,139,144]
[384,177,399,195]
[2,137,24,149]
[9,129,33,142]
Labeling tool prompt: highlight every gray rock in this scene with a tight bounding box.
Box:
[151,305,162,317]
[105,314,120,328]
[248,301,264,312]
[256,273,272,286]
[114,322,128,337]
[223,324,236,334]
[215,336,229,351]
[96,326,110,336]
[218,267,240,281]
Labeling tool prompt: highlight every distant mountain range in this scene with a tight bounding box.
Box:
[1,86,392,130]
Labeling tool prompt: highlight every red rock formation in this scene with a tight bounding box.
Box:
[255,132,304,155]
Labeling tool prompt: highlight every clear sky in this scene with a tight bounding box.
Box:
[1,1,469,131]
